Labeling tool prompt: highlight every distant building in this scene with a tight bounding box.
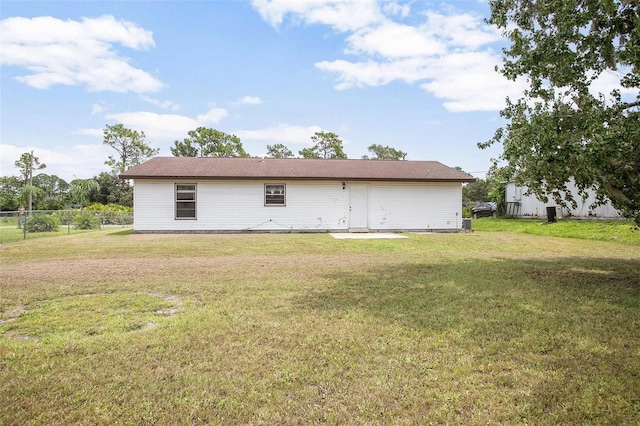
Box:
[505,180,621,219]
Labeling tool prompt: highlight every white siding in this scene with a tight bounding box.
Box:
[133,180,349,232]
[506,181,621,219]
[369,183,462,231]
[132,179,463,232]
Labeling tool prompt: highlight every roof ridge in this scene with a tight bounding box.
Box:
[120,157,475,182]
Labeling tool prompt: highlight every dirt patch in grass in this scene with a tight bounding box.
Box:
[2,292,183,342]
[0,254,389,289]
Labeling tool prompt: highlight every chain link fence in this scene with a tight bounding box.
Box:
[0,209,133,240]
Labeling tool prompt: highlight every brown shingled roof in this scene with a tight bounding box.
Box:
[119,157,475,182]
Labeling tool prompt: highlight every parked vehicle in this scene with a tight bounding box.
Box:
[472,202,497,218]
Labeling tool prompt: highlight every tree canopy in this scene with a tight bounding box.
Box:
[69,179,101,207]
[14,151,46,211]
[14,152,45,183]
[0,176,21,211]
[1,150,132,211]
[480,0,640,224]
[94,172,132,206]
[299,131,347,159]
[362,144,407,160]
[266,143,294,158]
[171,127,249,158]
[103,124,159,174]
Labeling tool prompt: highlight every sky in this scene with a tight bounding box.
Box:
[0,0,528,182]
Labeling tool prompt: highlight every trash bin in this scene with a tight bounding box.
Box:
[546,206,557,223]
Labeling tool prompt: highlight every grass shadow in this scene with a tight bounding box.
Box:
[105,229,135,236]
[292,256,640,423]
[297,257,639,331]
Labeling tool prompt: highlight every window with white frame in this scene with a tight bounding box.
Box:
[175,184,196,219]
[265,184,285,206]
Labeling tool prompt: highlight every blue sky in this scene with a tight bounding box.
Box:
[1,0,526,182]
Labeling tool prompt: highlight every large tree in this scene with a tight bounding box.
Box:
[94,172,133,207]
[362,144,407,160]
[266,143,294,158]
[0,176,22,211]
[480,0,640,224]
[31,174,69,210]
[171,127,249,157]
[463,178,493,205]
[69,178,101,207]
[14,151,46,211]
[103,124,159,174]
[299,131,347,159]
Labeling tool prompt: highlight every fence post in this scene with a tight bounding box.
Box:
[18,205,25,228]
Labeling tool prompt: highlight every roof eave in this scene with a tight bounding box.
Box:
[119,175,474,183]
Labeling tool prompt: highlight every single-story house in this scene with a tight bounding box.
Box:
[119,157,475,233]
[506,180,622,219]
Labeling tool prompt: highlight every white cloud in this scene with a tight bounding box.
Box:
[315,58,432,89]
[251,0,384,32]
[589,69,636,98]
[140,95,181,111]
[419,51,527,112]
[0,15,162,93]
[236,124,323,144]
[253,1,517,112]
[0,143,110,181]
[346,21,446,58]
[318,49,525,112]
[91,103,106,115]
[106,111,196,141]
[421,11,501,50]
[382,2,410,18]
[238,95,262,105]
[196,108,229,123]
[104,107,229,141]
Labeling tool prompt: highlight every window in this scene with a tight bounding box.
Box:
[265,184,285,206]
[175,184,196,219]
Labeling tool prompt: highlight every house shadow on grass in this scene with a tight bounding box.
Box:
[291,256,640,423]
[294,256,640,334]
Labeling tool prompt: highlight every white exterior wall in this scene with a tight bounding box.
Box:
[132,179,463,232]
[368,183,463,231]
[506,181,621,218]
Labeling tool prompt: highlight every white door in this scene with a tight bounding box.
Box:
[349,184,369,230]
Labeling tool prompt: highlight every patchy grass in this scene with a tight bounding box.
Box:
[0,226,131,244]
[1,230,639,424]
[473,217,640,245]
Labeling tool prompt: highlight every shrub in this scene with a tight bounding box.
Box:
[25,213,60,233]
[83,203,133,225]
[86,203,132,212]
[73,213,100,230]
[53,210,75,226]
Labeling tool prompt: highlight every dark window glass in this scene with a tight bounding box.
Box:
[176,184,196,219]
[265,184,285,206]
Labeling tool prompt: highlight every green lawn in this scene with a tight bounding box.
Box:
[1,227,639,424]
[472,217,640,245]
[0,226,115,244]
